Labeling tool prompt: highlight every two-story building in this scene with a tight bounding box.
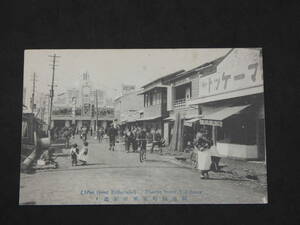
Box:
[137,70,185,134]
[188,48,265,160]
[163,55,227,147]
[113,89,144,126]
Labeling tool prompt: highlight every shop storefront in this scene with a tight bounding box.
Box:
[136,116,162,132]
[189,48,265,160]
[197,94,265,160]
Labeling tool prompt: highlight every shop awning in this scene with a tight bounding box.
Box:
[164,114,201,122]
[184,114,201,119]
[163,116,175,121]
[185,117,201,123]
[136,115,161,121]
[200,105,250,127]
[184,117,202,126]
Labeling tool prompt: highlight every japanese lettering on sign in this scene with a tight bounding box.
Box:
[199,119,222,127]
[198,49,263,98]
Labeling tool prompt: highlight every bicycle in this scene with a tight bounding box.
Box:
[137,139,147,163]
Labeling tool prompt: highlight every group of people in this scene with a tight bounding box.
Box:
[70,141,89,166]
[47,122,218,180]
[122,126,165,153]
[96,127,106,143]
[102,120,166,154]
[50,126,75,148]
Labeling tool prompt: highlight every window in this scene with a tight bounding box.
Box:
[146,94,149,107]
[154,92,158,105]
[219,115,257,145]
[157,92,161,105]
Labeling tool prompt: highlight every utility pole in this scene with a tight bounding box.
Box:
[95,89,99,132]
[48,54,60,130]
[30,72,37,113]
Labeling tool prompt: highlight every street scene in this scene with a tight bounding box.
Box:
[20,49,267,204]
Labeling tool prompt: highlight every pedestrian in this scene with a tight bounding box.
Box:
[90,127,93,136]
[72,126,76,139]
[124,128,130,152]
[39,148,57,165]
[70,143,79,166]
[81,126,87,141]
[151,129,162,154]
[78,142,89,165]
[193,131,212,179]
[138,127,147,152]
[63,127,71,148]
[99,127,104,143]
[132,127,138,152]
[107,121,118,151]
[125,128,134,152]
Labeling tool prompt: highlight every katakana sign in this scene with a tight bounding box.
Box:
[198,49,263,98]
[199,119,222,127]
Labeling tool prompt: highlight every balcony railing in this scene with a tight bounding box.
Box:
[173,98,186,108]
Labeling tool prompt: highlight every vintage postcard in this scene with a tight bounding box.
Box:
[20,48,267,205]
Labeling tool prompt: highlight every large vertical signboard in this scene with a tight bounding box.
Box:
[198,49,263,99]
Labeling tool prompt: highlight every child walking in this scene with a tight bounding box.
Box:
[70,143,79,166]
[78,141,89,165]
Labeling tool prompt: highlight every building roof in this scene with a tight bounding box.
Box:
[137,85,169,95]
[140,49,234,88]
[141,70,185,88]
[166,49,234,83]
[114,89,143,102]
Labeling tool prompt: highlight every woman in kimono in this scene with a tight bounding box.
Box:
[78,142,89,165]
[194,131,212,179]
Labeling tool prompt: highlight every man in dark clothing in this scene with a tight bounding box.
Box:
[125,128,134,153]
[63,127,71,148]
[107,123,118,151]
[138,128,147,152]
[132,127,138,152]
[151,130,162,153]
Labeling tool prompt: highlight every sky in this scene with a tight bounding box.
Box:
[23,48,231,105]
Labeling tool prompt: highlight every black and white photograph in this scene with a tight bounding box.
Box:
[19,48,267,205]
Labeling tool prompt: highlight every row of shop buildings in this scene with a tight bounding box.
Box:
[114,48,265,160]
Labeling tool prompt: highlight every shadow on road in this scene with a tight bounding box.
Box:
[146,159,171,163]
[206,177,249,182]
[35,164,182,173]
[80,163,106,166]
